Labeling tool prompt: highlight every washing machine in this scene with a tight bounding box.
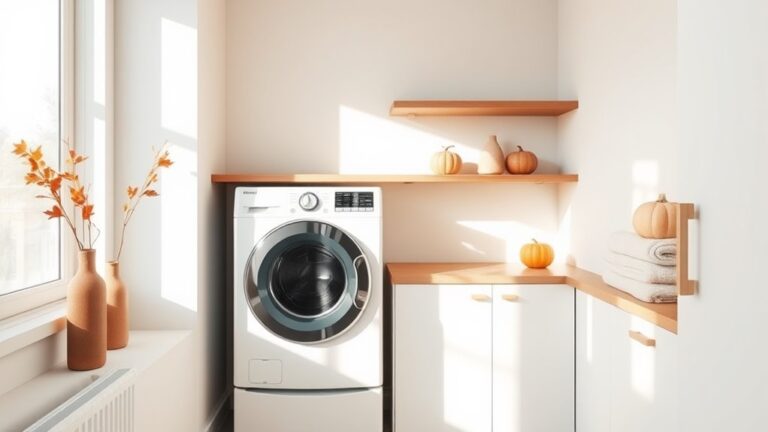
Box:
[233,186,383,432]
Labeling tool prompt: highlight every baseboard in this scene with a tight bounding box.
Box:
[204,389,232,432]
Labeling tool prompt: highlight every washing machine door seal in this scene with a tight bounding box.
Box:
[244,220,371,343]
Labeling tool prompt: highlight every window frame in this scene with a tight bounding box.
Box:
[0,0,76,321]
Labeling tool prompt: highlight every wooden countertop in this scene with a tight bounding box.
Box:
[386,263,678,334]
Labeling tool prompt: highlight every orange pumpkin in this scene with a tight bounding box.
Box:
[632,193,676,239]
[520,239,554,269]
[505,145,538,174]
[430,145,462,175]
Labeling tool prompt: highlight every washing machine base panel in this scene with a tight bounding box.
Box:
[234,387,382,432]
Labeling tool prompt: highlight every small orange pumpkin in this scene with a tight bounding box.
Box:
[505,145,538,174]
[520,239,554,269]
[632,193,676,239]
[430,145,462,175]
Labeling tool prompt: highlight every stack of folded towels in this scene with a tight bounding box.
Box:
[603,231,677,303]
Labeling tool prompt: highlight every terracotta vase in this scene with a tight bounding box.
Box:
[477,135,505,174]
[106,261,129,350]
[67,249,107,371]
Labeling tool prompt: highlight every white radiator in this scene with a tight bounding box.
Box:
[24,369,137,432]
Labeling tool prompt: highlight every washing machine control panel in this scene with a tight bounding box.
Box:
[334,191,374,212]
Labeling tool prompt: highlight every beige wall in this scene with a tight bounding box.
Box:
[226,0,564,263]
[557,0,678,272]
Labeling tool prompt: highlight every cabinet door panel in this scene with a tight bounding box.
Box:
[493,284,575,432]
[394,284,492,432]
[576,291,613,432]
[610,311,679,432]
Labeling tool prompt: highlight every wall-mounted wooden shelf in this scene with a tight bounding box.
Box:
[211,173,578,184]
[389,100,579,117]
[386,263,678,333]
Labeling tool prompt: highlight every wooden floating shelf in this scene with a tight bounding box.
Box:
[211,173,578,184]
[386,263,678,334]
[389,100,579,117]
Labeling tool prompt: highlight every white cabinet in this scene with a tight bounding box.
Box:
[393,284,574,432]
[493,285,575,432]
[394,284,492,432]
[576,291,678,432]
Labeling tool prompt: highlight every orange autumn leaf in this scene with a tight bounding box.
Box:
[25,173,42,185]
[44,205,64,219]
[157,156,173,167]
[66,148,88,165]
[42,167,55,180]
[142,189,159,197]
[49,176,62,194]
[12,140,27,156]
[122,203,130,213]
[81,204,94,220]
[29,146,43,161]
[127,186,138,199]
[60,171,78,181]
[70,186,87,206]
[28,157,39,171]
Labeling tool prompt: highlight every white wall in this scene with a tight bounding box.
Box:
[114,0,227,428]
[677,1,768,430]
[226,0,564,262]
[557,0,678,272]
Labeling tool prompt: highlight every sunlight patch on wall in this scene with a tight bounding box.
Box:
[161,18,197,139]
[161,143,197,311]
[93,117,106,273]
[457,220,553,264]
[632,160,659,209]
[554,205,573,264]
[339,105,471,174]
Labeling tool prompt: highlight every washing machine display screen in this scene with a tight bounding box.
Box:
[271,244,346,317]
[335,192,374,211]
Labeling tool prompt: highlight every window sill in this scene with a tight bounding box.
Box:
[0,330,191,431]
[0,301,66,359]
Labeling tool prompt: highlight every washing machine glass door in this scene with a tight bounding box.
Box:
[244,221,371,343]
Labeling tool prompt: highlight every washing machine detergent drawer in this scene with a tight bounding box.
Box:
[234,387,382,432]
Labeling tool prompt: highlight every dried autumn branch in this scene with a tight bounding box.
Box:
[11,139,98,250]
[114,143,173,262]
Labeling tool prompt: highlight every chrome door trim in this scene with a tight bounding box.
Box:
[243,220,371,343]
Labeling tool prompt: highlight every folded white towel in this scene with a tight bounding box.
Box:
[604,252,677,284]
[603,270,677,303]
[608,231,676,266]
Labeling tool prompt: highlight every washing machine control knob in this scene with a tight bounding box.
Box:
[298,192,320,211]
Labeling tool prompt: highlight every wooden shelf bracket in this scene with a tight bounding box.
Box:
[676,203,697,296]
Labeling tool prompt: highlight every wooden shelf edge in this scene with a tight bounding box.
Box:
[211,173,578,184]
[389,100,579,117]
[386,263,677,334]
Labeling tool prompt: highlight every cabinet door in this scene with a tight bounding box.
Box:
[394,284,492,432]
[610,310,679,432]
[576,291,613,432]
[493,284,575,432]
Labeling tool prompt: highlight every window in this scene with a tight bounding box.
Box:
[0,0,73,319]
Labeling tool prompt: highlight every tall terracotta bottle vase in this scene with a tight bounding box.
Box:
[106,261,129,350]
[67,249,107,371]
[477,135,506,174]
